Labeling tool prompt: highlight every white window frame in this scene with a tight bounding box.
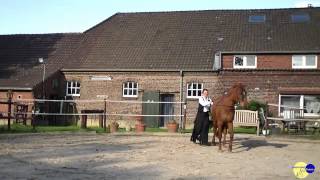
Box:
[233,55,257,69]
[279,94,320,117]
[292,55,317,69]
[187,83,203,99]
[66,81,80,97]
[123,82,138,98]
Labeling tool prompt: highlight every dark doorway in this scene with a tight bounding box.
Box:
[48,94,60,125]
[160,94,174,127]
[142,91,160,128]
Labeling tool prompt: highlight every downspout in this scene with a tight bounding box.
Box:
[179,70,184,130]
[219,51,222,71]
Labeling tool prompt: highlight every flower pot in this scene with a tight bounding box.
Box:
[262,129,270,136]
[135,123,146,132]
[110,123,119,133]
[167,123,178,133]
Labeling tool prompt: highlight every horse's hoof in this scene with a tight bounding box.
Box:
[212,143,216,146]
[228,149,232,153]
[218,149,223,153]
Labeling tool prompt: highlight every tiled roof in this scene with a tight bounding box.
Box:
[67,7,320,70]
[1,7,320,88]
[0,33,82,88]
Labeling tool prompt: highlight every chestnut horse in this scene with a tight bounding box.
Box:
[211,83,247,152]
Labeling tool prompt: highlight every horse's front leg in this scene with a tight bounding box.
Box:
[212,121,216,146]
[227,122,234,152]
[217,124,223,152]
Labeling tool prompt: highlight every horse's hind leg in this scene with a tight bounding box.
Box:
[223,128,227,147]
[227,122,234,152]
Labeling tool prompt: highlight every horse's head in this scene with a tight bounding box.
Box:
[230,83,248,108]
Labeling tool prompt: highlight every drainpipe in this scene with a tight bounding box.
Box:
[179,70,184,130]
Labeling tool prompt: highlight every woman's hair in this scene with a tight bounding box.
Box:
[202,89,208,93]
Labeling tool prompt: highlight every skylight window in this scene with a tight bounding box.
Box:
[291,14,310,23]
[249,15,266,23]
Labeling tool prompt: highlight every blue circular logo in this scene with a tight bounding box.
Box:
[305,163,315,174]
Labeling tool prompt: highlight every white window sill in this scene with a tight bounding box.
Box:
[66,94,80,97]
[187,96,200,99]
[292,66,317,69]
[233,66,257,69]
[123,95,138,98]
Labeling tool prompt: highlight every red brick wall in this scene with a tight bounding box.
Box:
[218,70,320,116]
[222,55,320,69]
[61,70,320,128]
[0,91,34,118]
[62,71,219,128]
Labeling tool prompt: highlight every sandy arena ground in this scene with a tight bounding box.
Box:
[0,132,320,180]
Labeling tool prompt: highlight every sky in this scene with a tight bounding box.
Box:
[0,0,319,34]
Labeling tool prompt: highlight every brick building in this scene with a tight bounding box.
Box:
[1,7,320,128]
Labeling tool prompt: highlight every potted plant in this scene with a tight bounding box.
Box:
[167,119,179,133]
[109,120,119,133]
[135,116,146,132]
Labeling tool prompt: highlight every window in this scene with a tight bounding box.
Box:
[291,14,310,23]
[279,95,320,117]
[249,15,266,23]
[123,82,138,97]
[233,55,257,69]
[304,96,320,114]
[187,83,203,98]
[66,81,80,96]
[52,79,59,89]
[292,55,317,69]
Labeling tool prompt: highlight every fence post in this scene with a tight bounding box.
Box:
[99,114,103,128]
[81,111,87,129]
[7,90,13,130]
[104,98,107,132]
[183,102,187,130]
[265,101,269,131]
[32,106,36,131]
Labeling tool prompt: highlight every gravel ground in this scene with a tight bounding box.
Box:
[0,132,319,180]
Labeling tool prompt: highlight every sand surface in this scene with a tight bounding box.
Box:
[0,132,319,180]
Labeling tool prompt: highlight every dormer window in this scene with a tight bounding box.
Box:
[291,14,310,23]
[233,55,257,69]
[249,15,266,23]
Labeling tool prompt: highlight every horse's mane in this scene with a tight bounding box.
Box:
[213,83,245,106]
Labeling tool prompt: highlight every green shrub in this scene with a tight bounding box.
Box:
[246,100,267,111]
